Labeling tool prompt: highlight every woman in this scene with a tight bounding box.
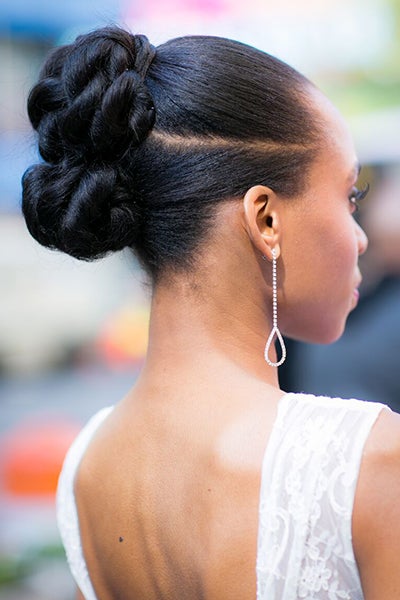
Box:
[22,26,400,599]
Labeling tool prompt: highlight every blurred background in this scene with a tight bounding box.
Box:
[0,0,399,598]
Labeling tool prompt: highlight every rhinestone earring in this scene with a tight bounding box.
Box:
[264,248,286,367]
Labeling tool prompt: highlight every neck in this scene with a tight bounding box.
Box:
[140,268,280,389]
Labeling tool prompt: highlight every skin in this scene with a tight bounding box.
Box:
[74,90,400,599]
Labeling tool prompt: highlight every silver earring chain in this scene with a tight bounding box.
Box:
[264,248,287,367]
[271,249,278,330]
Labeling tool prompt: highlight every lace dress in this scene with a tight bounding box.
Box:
[56,393,385,599]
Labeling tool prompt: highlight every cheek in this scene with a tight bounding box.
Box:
[279,215,358,339]
[281,213,339,293]
[308,209,358,271]
[327,220,359,276]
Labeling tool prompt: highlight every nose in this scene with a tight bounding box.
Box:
[356,221,368,256]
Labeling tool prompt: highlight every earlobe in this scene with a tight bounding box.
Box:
[243,185,281,260]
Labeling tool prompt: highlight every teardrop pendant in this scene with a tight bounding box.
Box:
[264,325,286,367]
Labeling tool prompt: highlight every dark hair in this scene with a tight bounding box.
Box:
[22,26,321,280]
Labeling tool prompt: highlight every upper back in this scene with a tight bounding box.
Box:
[70,384,283,600]
[57,391,387,600]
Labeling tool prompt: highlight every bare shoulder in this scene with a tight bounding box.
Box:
[362,406,400,457]
[353,407,400,599]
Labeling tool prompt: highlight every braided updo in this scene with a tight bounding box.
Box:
[22,28,156,261]
[22,26,321,280]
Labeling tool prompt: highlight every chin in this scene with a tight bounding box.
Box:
[285,320,347,346]
[317,328,346,345]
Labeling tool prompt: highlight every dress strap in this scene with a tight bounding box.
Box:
[56,406,114,600]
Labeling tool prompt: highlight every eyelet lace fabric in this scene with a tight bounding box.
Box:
[257,393,385,600]
[56,406,114,600]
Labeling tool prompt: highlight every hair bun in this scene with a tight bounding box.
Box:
[88,68,156,159]
[28,27,156,163]
[22,27,156,259]
[22,161,141,260]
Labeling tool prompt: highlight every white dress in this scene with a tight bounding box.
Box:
[56,393,385,600]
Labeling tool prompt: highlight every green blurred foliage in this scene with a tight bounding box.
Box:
[0,544,64,587]
[319,0,400,116]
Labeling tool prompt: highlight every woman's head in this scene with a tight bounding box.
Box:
[22,26,322,282]
[255,89,369,344]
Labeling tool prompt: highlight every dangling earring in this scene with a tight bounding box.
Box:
[264,248,286,367]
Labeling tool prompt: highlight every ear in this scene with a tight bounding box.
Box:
[242,185,281,260]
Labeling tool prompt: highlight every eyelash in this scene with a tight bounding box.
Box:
[349,183,370,212]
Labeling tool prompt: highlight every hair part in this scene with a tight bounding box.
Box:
[22,26,322,282]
